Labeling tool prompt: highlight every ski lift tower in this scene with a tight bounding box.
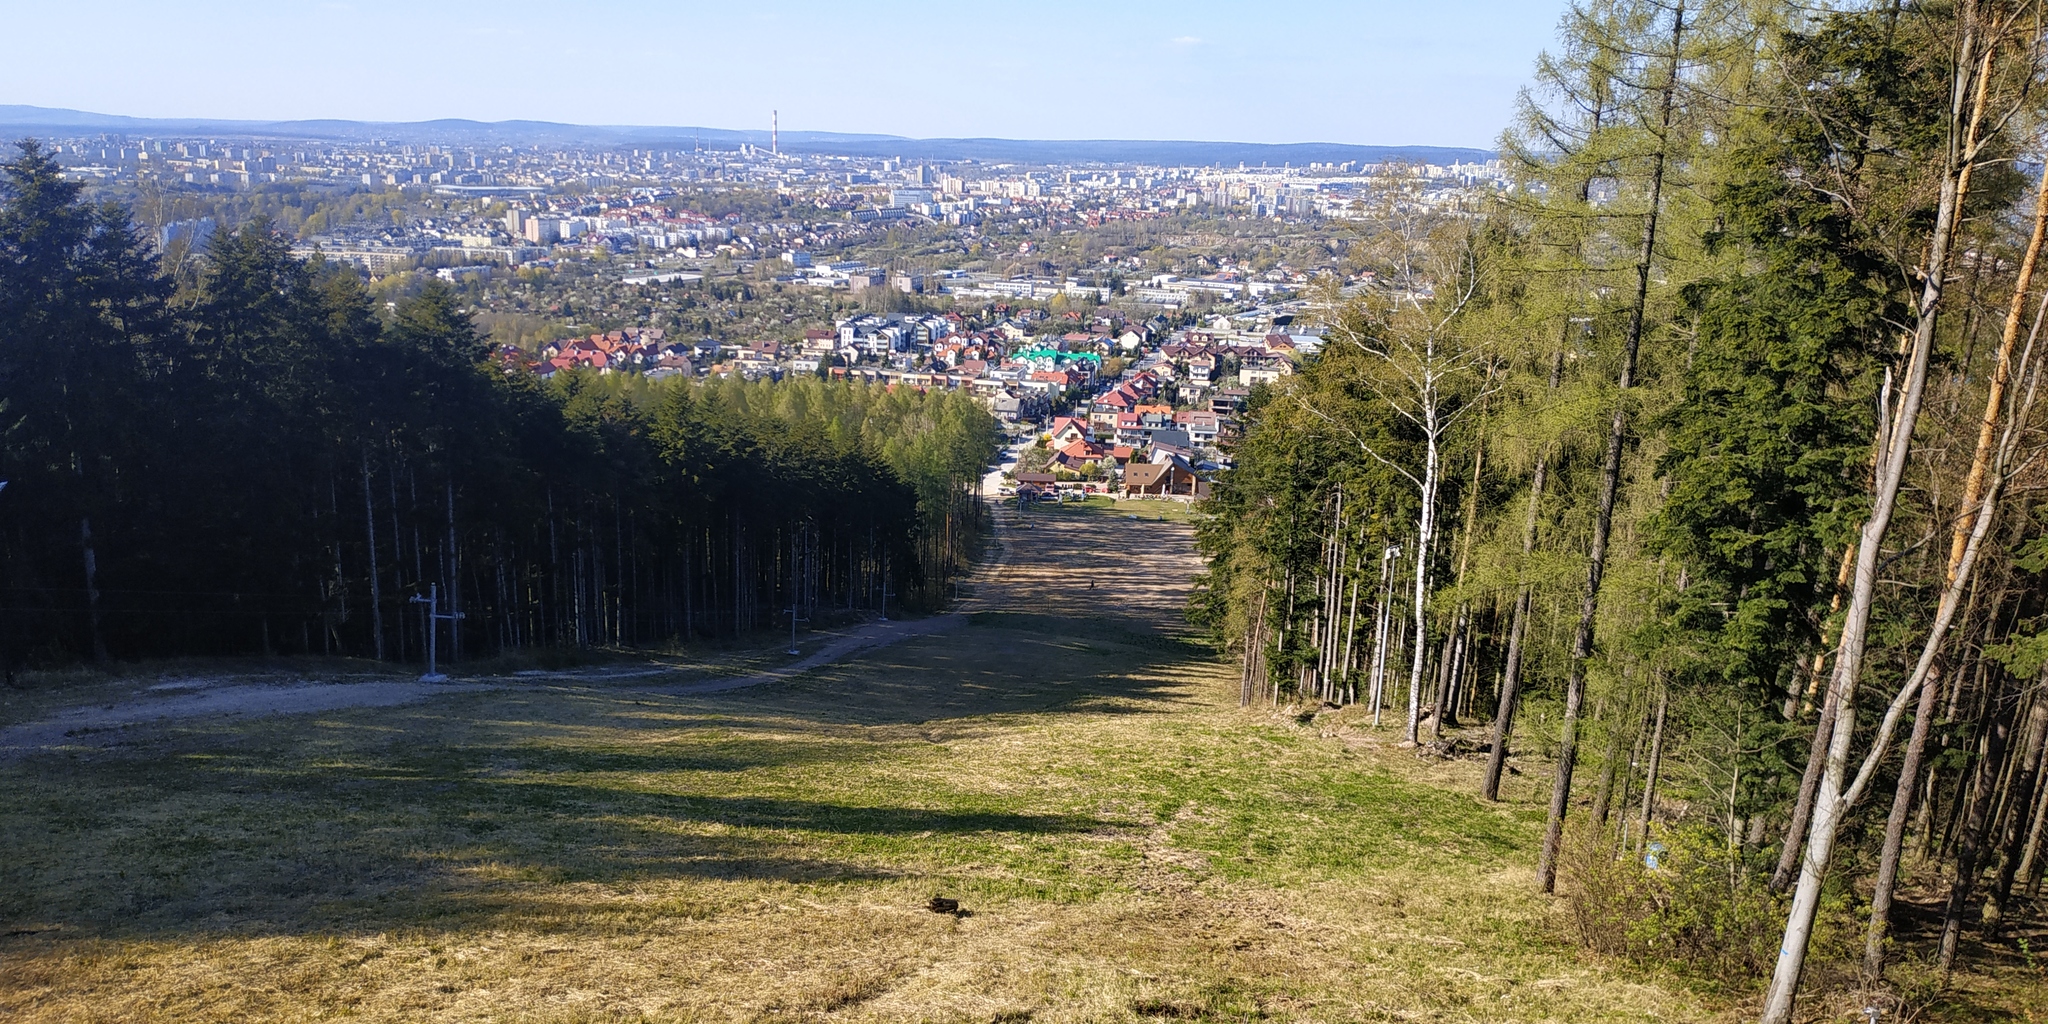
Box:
[409,583,464,682]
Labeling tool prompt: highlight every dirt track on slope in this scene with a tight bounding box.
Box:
[0,678,502,757]
[646,614,968,696]
[966,503,1199,625]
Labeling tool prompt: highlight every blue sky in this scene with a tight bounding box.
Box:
[2,1,1571,147]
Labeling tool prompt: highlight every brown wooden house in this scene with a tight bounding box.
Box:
[1123,458,1200,497]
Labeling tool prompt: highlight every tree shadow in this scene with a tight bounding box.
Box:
[0,741,1106,947]
[610,616,1217,729]
[0,518,1226,952]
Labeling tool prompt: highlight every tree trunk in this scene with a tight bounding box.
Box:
[1952,131,2048,574]
[1436,413,1488,735]
[1637,682,1669,850]
[1241,587,1265,707]
[1591,700,1637,829]
[2018,755,2048,897]
[1403,430,1440,746]
[80,517,107,663]
[1369,548,1394,723]
[1938,697,2014,973]
[1483,353,1562,801]
[1985,687,2048,928]
[1441,611,1468,731]
[1537,2,1683,892]
[1342,574,1362,705]
[1431,610,1462,740]
[1774,684,1840,892]
[445,479,461,661]
[362,450,385,661]
[1863,658,1946,980]
[1758,9,1985,1019]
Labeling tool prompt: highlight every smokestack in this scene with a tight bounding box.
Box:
[772,110,779,156]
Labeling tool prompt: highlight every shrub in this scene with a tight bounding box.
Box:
[1559,822,1792,984]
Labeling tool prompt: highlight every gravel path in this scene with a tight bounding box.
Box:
[0,613,973,757]
[0,678,502,757]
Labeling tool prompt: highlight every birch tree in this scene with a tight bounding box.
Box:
[1303,215,1497,745]
[1758,2,2043,1018]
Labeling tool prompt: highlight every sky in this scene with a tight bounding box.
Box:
[0,0,1572,149]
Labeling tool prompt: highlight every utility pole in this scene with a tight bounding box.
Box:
[409,583,464,682]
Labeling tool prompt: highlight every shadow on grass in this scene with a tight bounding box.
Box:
[963,611,1201,647]
[0,739,1102,945]
[599,617,1219,728]
[0,538,1226,949]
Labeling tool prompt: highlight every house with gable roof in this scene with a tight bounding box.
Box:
[1124,456,1201,497]
[1046,416,1091,446]
[1052,439,1116,472]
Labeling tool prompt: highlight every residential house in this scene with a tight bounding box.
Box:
[1240,358,1293,387]
[1013,472,1057,498]
[1175,411,1222,445]
[1113,412,1146,446]
[1047,416,1091,445]
[1124,456,1200,497]
[1052,439,1116,472]
[981,391,1026,423]
[1148,428,1194,457]
[1211,388,1249,415]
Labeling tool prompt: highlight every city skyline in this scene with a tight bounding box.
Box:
[0,1,1571,149]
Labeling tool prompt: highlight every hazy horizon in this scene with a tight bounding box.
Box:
[0,102,1503,154]
[0,1,1569,150]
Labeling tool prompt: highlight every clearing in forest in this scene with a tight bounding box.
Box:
[0,510,2030,1022]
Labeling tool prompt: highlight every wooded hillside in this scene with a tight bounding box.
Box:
[1193,1,2048,1015]
[0,141,998,668]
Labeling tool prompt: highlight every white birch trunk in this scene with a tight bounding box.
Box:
[1758,16,1978,1015]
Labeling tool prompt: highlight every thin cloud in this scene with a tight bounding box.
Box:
[1169,35,1202,46]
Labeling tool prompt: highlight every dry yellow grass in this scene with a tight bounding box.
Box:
[0,512,2038,1022]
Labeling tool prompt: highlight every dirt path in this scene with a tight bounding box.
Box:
[0,678,503,757]
[0,609,971,757]
[975,502,1199,624]
[644,614,968,696]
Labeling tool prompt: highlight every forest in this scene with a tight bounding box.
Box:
[1193,0,2048,1016]
[0,139,998,670]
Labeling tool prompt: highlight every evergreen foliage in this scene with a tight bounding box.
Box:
[1193,0,2048,1008]
[0,140,997,667]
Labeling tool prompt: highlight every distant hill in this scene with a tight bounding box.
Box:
[0,105,1492,166]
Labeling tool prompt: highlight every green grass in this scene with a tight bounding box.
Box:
[0,512,2036,1022]
[1023,494,1201,523]
[0,614,1706,1023]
